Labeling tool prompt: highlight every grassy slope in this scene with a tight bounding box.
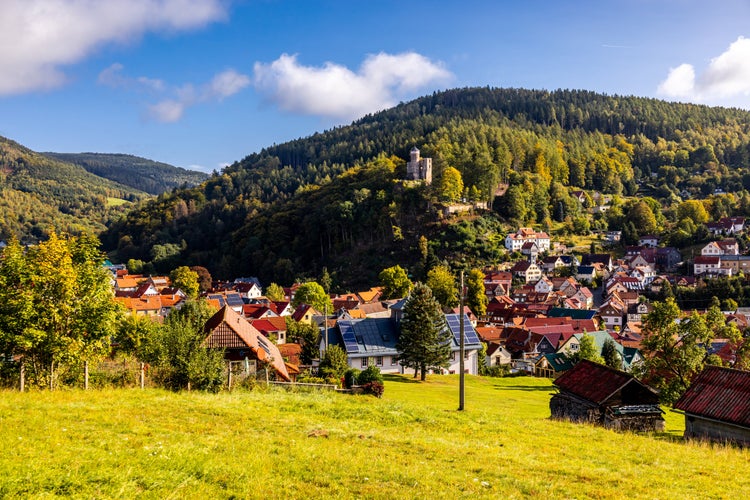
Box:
[0,375,747,499]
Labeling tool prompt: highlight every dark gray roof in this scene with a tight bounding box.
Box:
[338,318,399,355]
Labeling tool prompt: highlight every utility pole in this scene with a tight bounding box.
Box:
[324,300,329,351]
[459,270,465,411]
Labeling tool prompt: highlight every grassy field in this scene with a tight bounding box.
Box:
[0,374,747,499]
[106,197,130,207]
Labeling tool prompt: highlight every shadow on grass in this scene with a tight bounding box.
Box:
[383,375,421,384]
[649,432,685,444]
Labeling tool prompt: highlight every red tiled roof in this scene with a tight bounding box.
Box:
[673,365,750,427]
[553,360,659,405]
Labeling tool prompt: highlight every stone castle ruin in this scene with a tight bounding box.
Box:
[406,146,432,183]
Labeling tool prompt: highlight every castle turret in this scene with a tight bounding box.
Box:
[406,146,432,183]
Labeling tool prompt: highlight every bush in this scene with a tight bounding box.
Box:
[484,365,511,377]
[357,365,383,385]
[361,381,384,397]
[297,373,327,385]
[344,368,361,389]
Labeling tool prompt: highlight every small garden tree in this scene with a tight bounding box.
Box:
[318,345,348,383]
[144,300,224,392]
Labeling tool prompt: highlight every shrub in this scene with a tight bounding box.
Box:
[361,381,384,397]
[484,365,511,377]
[344,368,361,389]
[357,365,383,385]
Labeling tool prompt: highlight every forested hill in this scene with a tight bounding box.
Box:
[0,136,149,241]
[43,152,208,195]
[101,87,750,286]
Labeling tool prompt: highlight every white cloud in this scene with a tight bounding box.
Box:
[253,52,453,120]
[658,63,695,98]
[208,69,251,100]
[0,0,227,96]
[147,99,185,123]
[143,69,250,123]
[658,36,750,104]
[98,63,165,91]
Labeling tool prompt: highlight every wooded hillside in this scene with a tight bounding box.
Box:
[43,152,208,195]
[99,87,750,286]
[0,137,149,241]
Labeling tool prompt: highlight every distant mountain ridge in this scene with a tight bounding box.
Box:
[43,152,208,195]
[0,137,150,241]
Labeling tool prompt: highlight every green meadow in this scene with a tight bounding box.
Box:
[0,375,747,499]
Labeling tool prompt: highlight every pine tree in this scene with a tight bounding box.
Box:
[602,338,622,370]
[396,282,451,380]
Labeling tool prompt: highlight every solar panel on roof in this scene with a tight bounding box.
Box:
[445,314,481,347]
[339,321,361,353]
[226,294,245,307]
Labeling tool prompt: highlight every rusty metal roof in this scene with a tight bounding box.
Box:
[673,366,750,427]
[553,360,659,405]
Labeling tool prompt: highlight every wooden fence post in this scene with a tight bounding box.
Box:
[140,363,145,390]
[84,361,89,390]
[227,364,233,392]
[19,361,25,392]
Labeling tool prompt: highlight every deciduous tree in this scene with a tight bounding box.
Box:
[0,233,119,389]
[466,268,488,318]
[426,265,458,309]
[144,299,224,392]
[292,281,333,313]
[189,266,213,292]
[639,298,721,404]
[439,166,464,203]
[379,265,413,299]
[265,282,285,302]
[170,266,199,299]
[286,318,320,365]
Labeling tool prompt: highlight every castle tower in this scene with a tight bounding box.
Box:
[406,146,432,183]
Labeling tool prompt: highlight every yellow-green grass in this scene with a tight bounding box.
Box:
[1,375,747,499]
[106,197,130,207]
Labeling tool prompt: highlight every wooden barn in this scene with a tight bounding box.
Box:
[550,360,664,431]
[203,305,291,382]
[673,365,750,446]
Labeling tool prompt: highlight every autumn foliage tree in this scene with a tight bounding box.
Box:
[0,233,120,389]
[379,265,413,299]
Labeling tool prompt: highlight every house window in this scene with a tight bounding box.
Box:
[450,352,456,361]
[375,356,383,367]
[361,358,368,368]
[391,356,399,366]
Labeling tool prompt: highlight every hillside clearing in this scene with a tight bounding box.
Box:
[0,375,746,498]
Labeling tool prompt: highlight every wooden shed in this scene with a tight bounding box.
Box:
[550,360,664,431]
[673,365,750,446]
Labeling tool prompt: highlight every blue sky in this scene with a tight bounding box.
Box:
[1,0,749,173]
